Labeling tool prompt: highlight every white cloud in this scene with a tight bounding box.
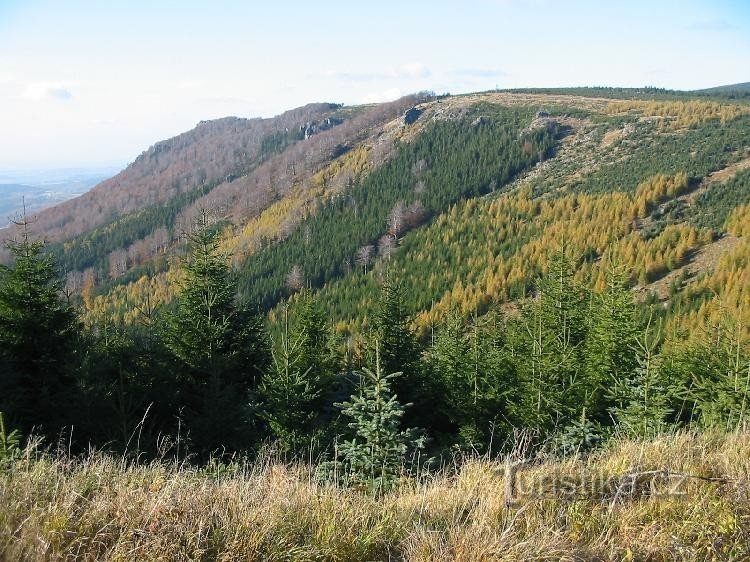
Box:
[22,81,73,101]
[363,87,402,104]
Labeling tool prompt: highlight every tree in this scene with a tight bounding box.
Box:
[260,294,337,456]
[429,311,516,450]
[387,201,406,239]
[608,315,672,438]
[286,264,305,293]
[108,248,128,279]
[162,210,269,456]
[355,245,374,273]
[78,316,169,452]
[509,249,588,433]
[584,265,639,422]
[680,313,750,430]
[372,277,423,410]
[0,216,79,435]
[336,342,423,492]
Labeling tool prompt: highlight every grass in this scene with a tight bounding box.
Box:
[2,431,750,560]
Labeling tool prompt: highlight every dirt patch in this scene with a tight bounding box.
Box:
[601,129,622,147]
[645,234,741,300]
[705,153,750,185]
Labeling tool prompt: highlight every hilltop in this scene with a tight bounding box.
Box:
[696,81,750,94]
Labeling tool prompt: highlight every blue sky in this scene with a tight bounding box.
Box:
[0,0,748,169]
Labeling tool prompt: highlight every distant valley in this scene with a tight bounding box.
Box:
[0,168,117,227]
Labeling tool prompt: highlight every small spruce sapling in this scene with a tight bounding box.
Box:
[336,342,424,492]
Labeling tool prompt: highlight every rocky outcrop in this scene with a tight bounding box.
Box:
[403,107,422,125]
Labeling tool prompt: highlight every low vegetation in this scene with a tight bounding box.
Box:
[3,431,750,560]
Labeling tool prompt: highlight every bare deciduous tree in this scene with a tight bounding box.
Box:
[411,158,428,176]
[286,264,305,293]
[355,245,375,273]
[406,200,426,228]
[108,249,128,279]
[387,201,406,239]
[64,270,84,297]
[378,235,396,261]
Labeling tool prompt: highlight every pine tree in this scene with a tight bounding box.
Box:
[162,210,269,456]
[336,343,423,493]
[0,215,79,435]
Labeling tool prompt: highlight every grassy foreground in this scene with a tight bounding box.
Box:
[2,432,750,561]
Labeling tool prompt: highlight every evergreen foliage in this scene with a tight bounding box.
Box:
[509,249,588,432]
[428,311,516,450]
[260,295,337,456]
[162,211,269,456]
[335,343,423,492]
[0,219,79,434]
[1,95,750,470]
[608,316,672,438]
[584,265,639,421]
[239,107,557,309]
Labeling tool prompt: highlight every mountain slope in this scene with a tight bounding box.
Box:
[10,89,749,345]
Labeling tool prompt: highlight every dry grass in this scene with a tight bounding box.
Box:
[3,431,750,561]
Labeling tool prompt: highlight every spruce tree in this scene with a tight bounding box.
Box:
[683,314,750,430]
[584,265,639,422]
[80,318,156,449]
[162,210,269,456]
[336,343,423,492]
[260,294,337,456]
[429,311,515,450]
[373,277,419,378]
[0,217,79,435]
[371,277,425,425]
[609,315,672,438]
[510,249,588,433]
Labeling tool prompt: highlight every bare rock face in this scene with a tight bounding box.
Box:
[518,110,560,136]
[299,116,343,140]
[403,107,422,125]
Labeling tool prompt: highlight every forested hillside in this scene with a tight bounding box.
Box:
[1,88,749,478]
[2,87,750,560]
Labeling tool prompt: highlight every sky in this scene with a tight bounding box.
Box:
[0,0,748,170]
